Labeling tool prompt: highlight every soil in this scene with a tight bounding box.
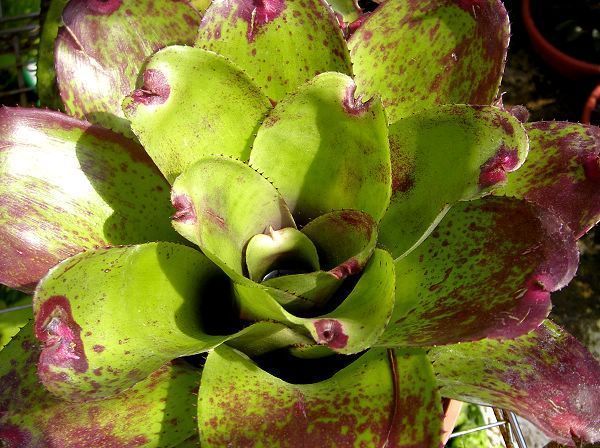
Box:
[530,0,600,65]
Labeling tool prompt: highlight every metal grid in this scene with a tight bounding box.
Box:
[0,2,531,447]
[449,408,528,448]
[0,0,40,106]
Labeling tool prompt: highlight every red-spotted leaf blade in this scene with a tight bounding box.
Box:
[429,320,600,446]
[348,0,510,123]
[497,122,600,239]
[55,0,200,135]
[198,346,442,448]
[0,108,177,293]
[196,0,352,102]
[0,323,200,448]
[378,197,579,347]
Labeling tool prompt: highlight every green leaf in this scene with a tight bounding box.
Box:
[196,0,352,102]
[123,46,271,183]
[171,156,295,277]
[325,0,361,23]
[301,209,378,273]
[0,108,178,293]
[496,122,600,239]
[0,322,200,447]
[245,227,319,282]
[429,320,600,446]
[235,249,395,354]
[0,295,32,350]
[55,0,200,136]
[378,105,529,258]
[377,197,579,347]
[262,271,341,312]
[250,72,391,224]
[198,346,442,448]
[33,243,228,400]
[37,0,69,109]
[348,0,510,123]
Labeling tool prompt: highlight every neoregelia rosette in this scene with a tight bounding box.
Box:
[0,0,599,446]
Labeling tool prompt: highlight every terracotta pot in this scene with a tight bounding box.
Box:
[582,84,600,125]
[441,398,463,446]
[522,0,600,79]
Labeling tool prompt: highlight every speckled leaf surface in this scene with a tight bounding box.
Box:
[301,209,378,274]
[196,0,352,102]
[250,72,391,224]
[123,46,271,183]
[37,0,69,109]
[0,323,200,448]
[171,156,295,277]
[378,105,528,258]
[198,346,441,448]
[429,320,600,446]
[348,0,510,123]
[55,0,200,135]
[496,122,600,239]
[33,243,230,400]
[236,249,395,354]
[377,197,579,347]
[0,108,177,293]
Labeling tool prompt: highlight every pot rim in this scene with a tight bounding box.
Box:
[522,0,600,76]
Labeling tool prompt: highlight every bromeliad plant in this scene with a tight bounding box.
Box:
[0,0,599,446]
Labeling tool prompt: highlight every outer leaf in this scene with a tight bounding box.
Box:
[348,0,510,123]
[496,122,600,239]
[198,346,442,448]
[429,320,600,446]
[123,46,271,183]
[0,323,199,448]
[196,0,352,101]
[171,156,295,277]
[55,0,200,135]
[377,197,579,347]
[33,243,228,400]
[37,0,69,109]
[301,209,378,274]
[378,105,528,258]
[0,108,177,293]
[235,249,395,354]
[250,72,391,224]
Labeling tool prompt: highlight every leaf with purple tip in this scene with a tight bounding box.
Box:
[429,320,600,446]
[55,0,200,135]
[196,0,352,102]
[250,72,391,224]
[198,346,442,448]
[496,121,600,239]
[377,197,579,347]
[348,0,510,123]
[33,243,310,400]
[171,156,295,277]
[378,105,528,258]
[236,249,395,354]
[0,322,200,448]
[0,108,177,293]
[123,46,271,183]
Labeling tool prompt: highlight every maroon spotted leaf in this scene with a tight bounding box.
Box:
[378,197,579,347]
[429,320,600,446]
[497,121,600,239]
